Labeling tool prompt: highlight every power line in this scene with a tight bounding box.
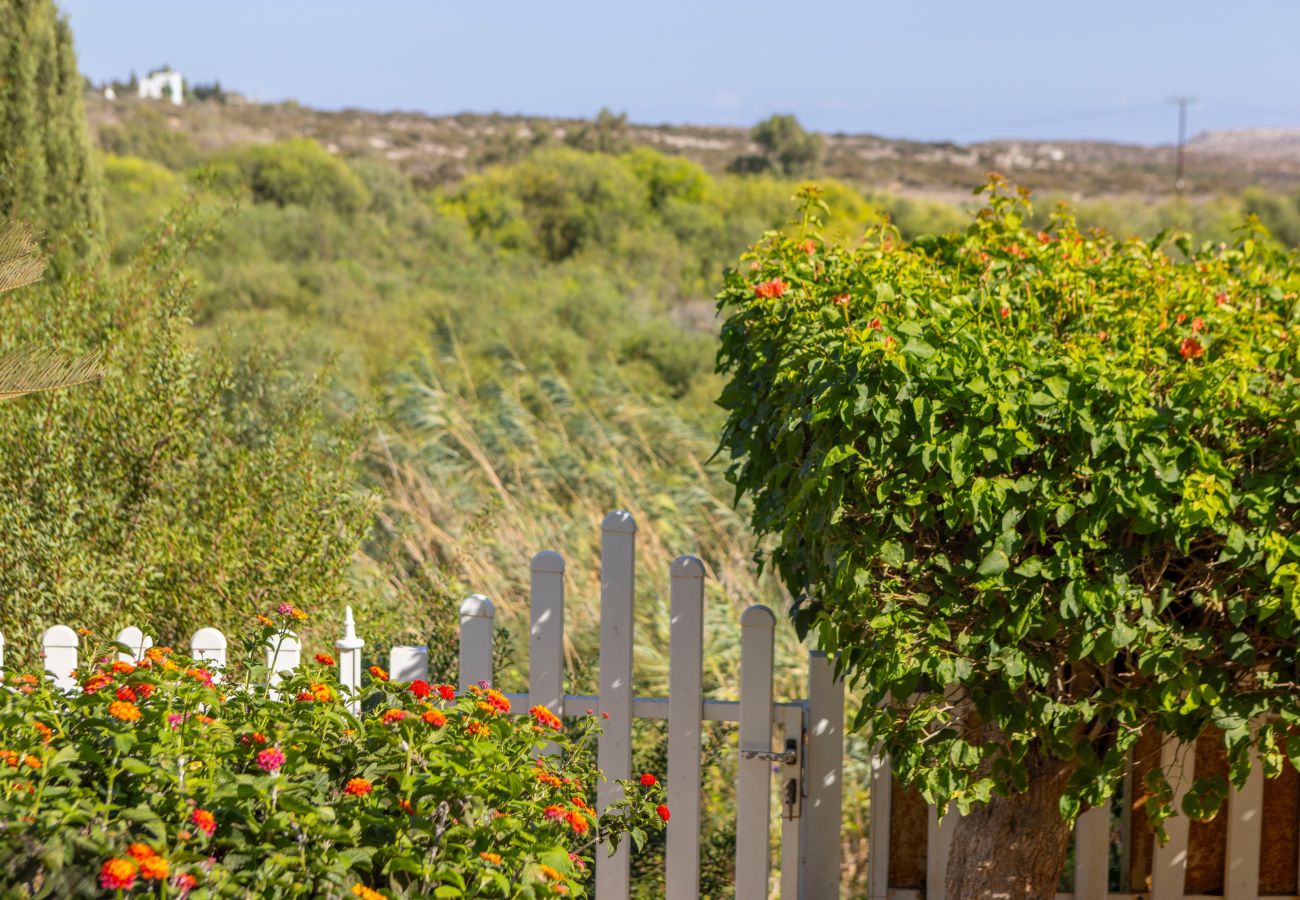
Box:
[968,102,1167,139]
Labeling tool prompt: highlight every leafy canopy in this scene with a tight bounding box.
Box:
[716,178,1300,826]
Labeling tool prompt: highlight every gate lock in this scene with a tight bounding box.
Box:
[740,737,798,766]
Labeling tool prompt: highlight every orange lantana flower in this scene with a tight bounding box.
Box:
[108,701,141,723]
[344,777,373,797]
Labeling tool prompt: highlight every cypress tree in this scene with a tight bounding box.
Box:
[0,0,50,223]
[0,0,103,255]
[43,14,103,244]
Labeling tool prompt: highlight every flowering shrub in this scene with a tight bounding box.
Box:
[715,178,1298,889]
[0,615,667,897]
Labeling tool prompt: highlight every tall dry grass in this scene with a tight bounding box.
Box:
[364,345,804,698]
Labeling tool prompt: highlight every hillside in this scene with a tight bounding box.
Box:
[83,91,1300,198]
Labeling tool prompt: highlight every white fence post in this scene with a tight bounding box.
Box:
[42,625,78,691]
[190,627,228,676]
[1151,737,1193,900]
[389,646,429,683]
[1224,743,1263,900]
[736,604,775,899]
[336,606,364,714]
[597,510,636,900]
[802,650,844,898]
[666,555,705,900]
[0,630,5,676]
[1074,803,1111,900]
[530,551,565,757]
[114,626,153,663]
[458,594,495,690]
[866,746,892,899]
[265,630,300,698]
[926,803,958,900]
[530,550,565,715]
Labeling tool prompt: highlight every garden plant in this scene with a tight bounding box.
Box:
[0,609,668,898]
[716,177,1299,895]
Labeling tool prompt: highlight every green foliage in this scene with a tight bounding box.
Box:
[0,618,667,897]
[563,108,631,155]
[97,104,201,171]
[219,138,371,214]
[101,155,184,259]
[730,114,822,178]
[0,193,368,659]
[1032,193,1247,247]
[0,0,103,257]
[454,146,645,262]
[1243,186,1300,248]
[715,179,1300,828]
[870,192,971,241]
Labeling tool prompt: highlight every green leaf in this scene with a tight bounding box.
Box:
[902,338,935,359]
[879,540,906,567]
[977,548,1010,576]
[119,757,153,776]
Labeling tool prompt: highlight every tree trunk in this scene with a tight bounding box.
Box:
[944,746,1077,899]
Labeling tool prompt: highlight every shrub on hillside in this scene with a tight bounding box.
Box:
[715,178,1299,892]
[97,105,201,172]
[0,613,667,897]
[0,188,367,656]
[221,138,371,215]
[1243,185,1300,248]
[453,147,646,261]
[101,155,184,259]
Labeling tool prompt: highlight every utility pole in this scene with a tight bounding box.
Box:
[1171,96,1195,196]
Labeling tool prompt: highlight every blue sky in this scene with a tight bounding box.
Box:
[60,0,1300,145]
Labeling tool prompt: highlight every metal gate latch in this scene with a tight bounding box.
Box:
[740,738,797,765]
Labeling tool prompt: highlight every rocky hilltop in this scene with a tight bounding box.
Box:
[84,92,1300,198]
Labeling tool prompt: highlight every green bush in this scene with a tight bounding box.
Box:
[101,155,184,259]
[1243,186,1300,248]
[97,105,201,172]
[220,138,371,215]
[715,179,1299,889]
[0,193,368,657]
[347,158,424,223]
[0,614,668,897]
[453,147,645,262]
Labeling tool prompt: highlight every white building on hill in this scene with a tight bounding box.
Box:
[139,68,183,105]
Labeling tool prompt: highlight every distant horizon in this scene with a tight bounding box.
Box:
[60,0,1300,147]
[90,82,1285,151]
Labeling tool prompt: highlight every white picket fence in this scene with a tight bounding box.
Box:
[1,511,845,900]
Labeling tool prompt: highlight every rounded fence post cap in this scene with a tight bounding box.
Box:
[670,555,705,578]
[531,550,565,574]
[191,626,228,650]
[740,604,777,628]
[42,624,79,647]
[460,594,495,619]
[601,510,637,534]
